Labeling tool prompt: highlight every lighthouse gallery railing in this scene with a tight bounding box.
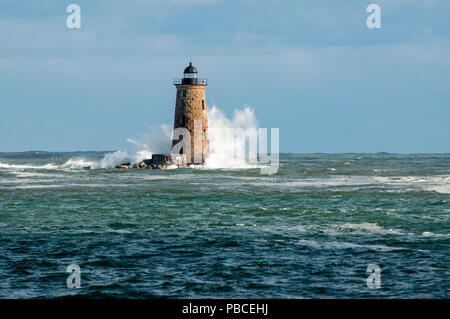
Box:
[173,78,208,85]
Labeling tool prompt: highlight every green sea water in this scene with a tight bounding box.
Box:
[0,152,448,298]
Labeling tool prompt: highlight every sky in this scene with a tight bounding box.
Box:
[0,0,449,153]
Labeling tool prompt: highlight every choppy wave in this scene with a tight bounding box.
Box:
[376,175,450,194]
[296,239,407,251]
[1,158,449,195]
[329,223,404,235]
[0,153,449,298]
[61,158,95,169]
[425,186,450,194]
[0,162,59,170]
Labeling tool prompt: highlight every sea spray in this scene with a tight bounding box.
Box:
[204,106,259,169]
[61,158,95,169]
[126,124,172,164]
[89,125,172,168]
[97,151,131,168]
[77,106,261,169]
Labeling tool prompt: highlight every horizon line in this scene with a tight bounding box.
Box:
[0,150,449,155]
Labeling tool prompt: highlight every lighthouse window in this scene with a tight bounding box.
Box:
[202,100,205,110]
[182,90,186,97]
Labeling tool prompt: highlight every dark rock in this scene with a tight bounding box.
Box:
[152,154,172,166]
[151,154,187,168]
[143,159,153,166]
[113,156,187,169]
[138,159,153,168]
[137,162,147,168]
[115,164,131,169]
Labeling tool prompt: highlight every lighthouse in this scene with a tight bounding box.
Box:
[172,63,209,164]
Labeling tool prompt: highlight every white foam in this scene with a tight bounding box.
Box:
[204,106,259,169]
[237,174,450,194]
[421,231,450,238]
[375,175,450,194]
[0,178,36,184]
[11,184,61,189]
[10,183,128,189]
[297,239,406,251]
[14,172,49,178]
[0,162,58,170]
[97,151,130,169]
[126,124,171,164]
[424,185,450,194]
[82,124,171,169]
[133,149,153,164]
[259,176,380,188]
[329,223,404,235]
[61,158,95,169]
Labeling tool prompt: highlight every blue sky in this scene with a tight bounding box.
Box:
[1,0,449,153]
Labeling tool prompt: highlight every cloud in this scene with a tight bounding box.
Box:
[0,0,449,152]
[377,0,440,13]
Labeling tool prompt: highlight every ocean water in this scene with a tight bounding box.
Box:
[0,152,448,298]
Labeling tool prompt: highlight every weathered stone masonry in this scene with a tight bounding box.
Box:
[172,63,209,164]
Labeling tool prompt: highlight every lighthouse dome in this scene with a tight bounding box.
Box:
[184,62,198,74]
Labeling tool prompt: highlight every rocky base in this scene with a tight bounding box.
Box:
[114,154,188,170]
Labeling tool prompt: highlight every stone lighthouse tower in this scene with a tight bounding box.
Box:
[172,62,209,164]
